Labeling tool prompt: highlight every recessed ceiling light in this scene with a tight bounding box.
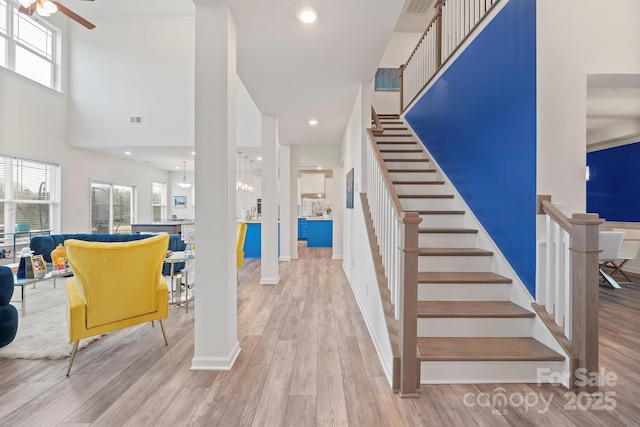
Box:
[191,151,196,155]
[297,7,317,24]
[124,151,132,155]
[317,166,322,170]
[175,166,180,170]
[257,156,263,161]
[308,119,318,126]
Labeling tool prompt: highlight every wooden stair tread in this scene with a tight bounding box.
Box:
[409,210,465,215]
[384,158,429,162]
[417,337,565,361]
[398,194,453,199]
[417,301,534,318]
[387,168,436,173]
[417,271,512,284]
[377,140,416,144]
[419,227,477,234]
[379,149,423,153]
[393,180,444,185]
[418,248,493,256]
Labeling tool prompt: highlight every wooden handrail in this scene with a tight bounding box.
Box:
[366,128,404,219]
[371,106,383,133]
[541,199,573,233]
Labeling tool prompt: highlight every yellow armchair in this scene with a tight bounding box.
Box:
[64,233,170,376]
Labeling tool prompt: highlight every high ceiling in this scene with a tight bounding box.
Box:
[54,1,639,170]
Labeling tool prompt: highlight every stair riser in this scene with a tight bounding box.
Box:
[389,171,438,181]
[400,198,454,211]
[418,256,493,272]
[417,318,532,337]
[418,233,477,248]
[420,361,566,384]
[381,152,425,160]
[417,214,465,228]
[380,129,410,135]
[377,143,418,151]
[418,282,511,301]
[395,184,445,195]
[385,161,430,170]
[376,135,416,143]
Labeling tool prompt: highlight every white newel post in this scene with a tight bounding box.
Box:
[192,3,240,370]
[260,114,280,284]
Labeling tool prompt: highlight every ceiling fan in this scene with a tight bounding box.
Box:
[18,0,96,30]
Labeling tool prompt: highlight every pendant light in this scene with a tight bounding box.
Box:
[236,152,244,191]
[178,161,192,188]
[249,160,255,194]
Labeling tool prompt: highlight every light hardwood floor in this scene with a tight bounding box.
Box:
[1,248,639,426]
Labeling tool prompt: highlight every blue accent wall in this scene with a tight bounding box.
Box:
[587,142,640,222]
[404,0,537,296]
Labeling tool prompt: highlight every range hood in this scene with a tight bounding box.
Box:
[301,193,325,199]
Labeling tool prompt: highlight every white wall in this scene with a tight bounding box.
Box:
[67,15,195,150]
[373,32,423,114]
[537,0,640,222]
[0,68,170,233]
[340,84,394,385]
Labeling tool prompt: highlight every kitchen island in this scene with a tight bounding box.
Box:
[304,218,333,248]
[241,220,280,258]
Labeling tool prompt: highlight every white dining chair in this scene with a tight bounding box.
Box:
[609,228,640,283]
[598,231,625,289]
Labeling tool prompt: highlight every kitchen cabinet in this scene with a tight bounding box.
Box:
[306,219,332,247]
[298,218,308,240]
[301,173,325,194]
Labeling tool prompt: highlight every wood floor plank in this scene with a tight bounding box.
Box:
[289,352,318,396]
[338,335,382,427]
[283,395,317,427]
[316,352,349,427]
[251,340,297,426]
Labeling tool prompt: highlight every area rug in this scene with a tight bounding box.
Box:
[0,280,102,359]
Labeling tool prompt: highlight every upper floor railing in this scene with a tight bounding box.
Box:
[400,0,501,112]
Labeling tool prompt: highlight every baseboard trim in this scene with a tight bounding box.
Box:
[332,255,344,260]
[279,256,292,261]
[190,341,241,370]
[260,276,280,285]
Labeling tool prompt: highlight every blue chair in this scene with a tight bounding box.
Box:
[0,266,18,348]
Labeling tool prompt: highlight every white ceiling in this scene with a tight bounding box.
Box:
[60,0,412,171]
[57,1,640,170]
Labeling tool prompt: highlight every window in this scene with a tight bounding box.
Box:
[0,155,60,235]
[91,182,136,234]
[152,181,166,222]
[0,0,60,90]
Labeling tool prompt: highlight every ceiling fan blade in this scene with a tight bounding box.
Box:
[18,3,37,16]
[51,1,96,29]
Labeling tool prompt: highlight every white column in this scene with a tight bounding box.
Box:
[332,166,344,260]
[279,144,291,261]
[192,3,240,370]
[260,115,280,284]
[290,146,299,260]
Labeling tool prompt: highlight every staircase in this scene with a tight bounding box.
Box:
[371,114,564,384]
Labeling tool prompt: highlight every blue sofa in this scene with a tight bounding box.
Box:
[30,234,186,276]
[0,266,18,348]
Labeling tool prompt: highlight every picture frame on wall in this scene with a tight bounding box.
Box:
[374,67,400,91]
[346,167,354,209]
[173,195,186,209]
